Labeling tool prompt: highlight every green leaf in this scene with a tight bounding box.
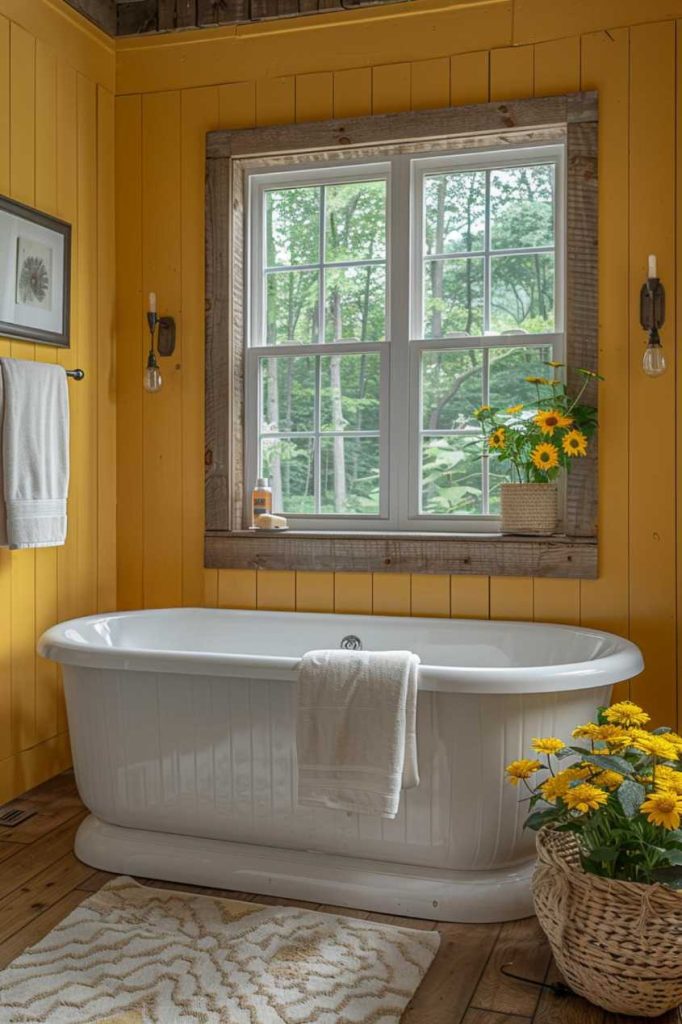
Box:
[554,747,577,760]
[583,753,634,775]
[617,778,645,818]
[652,726,672,735]
[523,807,558,831]
[588,845,619,862]
[661,848,682,866]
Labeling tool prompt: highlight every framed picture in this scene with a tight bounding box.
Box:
[0,195,71,348]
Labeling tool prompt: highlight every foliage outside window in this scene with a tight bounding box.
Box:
[246,144,565,531]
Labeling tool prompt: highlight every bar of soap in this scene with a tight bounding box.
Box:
[254,513,288,530]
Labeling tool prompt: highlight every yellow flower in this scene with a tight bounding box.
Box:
[531,442,560,471]
[562,429,588,458]
[664,732,682,754]
[506,403,524,414]
[641,790,682,830]
[525,376,548,385]
[604,700,650,728]
[488,427,506,450]
[630,732,679,762]
[540,766,590,803]
[654,766,682,795]
[505,759,542,785]
[572,722,600,740]
[534,410,573,436]
[545,360,564,368]
[588,724,632,750]
[592,769,624,791]
[531,737,565,756]
[563,783,609,814]
[473,405,491,418]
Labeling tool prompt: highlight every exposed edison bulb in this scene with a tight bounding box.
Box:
[643,340,666,378]
[143,352,163,393]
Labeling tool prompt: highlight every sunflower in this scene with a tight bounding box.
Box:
[534,409,573,436]
[562,429,588,457]
[540,766,590,803]
[473,405,491,418]
[545,360,564,368]
[506,403,524,414]
[641,790,682,830]
[591,769,624,791]
[531,737,565,756]
[525,376,551,386]
[604,700,650,728]
[572,722,601,741]
[531,442,560,471]
[488,428,506,450]
[654,766,682,795]
[586,724,632,750]
[505,759,543,785]
[630,732,679,762]
[563,783,609,814]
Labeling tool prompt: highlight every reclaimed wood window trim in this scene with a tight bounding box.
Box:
[205,92,598,578]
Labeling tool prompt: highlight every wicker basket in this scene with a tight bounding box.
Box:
[533,828,682,1017]
[500,482,558,535]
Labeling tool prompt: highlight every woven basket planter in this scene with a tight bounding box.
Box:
[533,828,682,1017]
[500,482,558,535]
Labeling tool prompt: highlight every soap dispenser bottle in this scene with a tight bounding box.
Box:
[251,477,273,527]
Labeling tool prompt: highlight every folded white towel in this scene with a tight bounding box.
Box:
[296,649,420,819]
[0,358,69,549]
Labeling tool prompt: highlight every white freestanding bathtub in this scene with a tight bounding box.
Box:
[38,608,643,923]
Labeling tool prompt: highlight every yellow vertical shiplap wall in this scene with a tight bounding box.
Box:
[115,0,682,728]
[0,0,116,802]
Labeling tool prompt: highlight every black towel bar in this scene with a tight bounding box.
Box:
[66,369,85,380]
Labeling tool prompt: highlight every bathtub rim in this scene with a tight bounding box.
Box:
[38,607,644,695]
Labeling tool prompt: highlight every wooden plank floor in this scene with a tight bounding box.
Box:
[0,771,679,1023]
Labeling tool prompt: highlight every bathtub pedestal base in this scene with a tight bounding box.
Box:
[76,815,535,924]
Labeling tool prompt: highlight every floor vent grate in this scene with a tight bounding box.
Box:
[0,803,36,827]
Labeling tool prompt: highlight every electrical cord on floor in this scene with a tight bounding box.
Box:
[500,964,574,998]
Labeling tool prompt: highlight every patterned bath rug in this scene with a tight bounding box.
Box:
[0,876,440,1023]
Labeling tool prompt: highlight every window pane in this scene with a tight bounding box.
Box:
[266,187,320,267]
[424,171,485,254]
[489,457,516,515]
[266,269,319,344]
[321,436,380,515]
[259,356,316,434]
[490,165,554,250]
[421,436,482,515]
[489,253,554,334]
[261,436,315,514]
[421,349,483,430]
[423,256,484,338]
[325,181,387,263]
[488,344,553,408]
[320,352,380,432]
[325,265,386,342]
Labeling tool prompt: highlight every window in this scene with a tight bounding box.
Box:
[245,145,564,531]
[205,93,598,577]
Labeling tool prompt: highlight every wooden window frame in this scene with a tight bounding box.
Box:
[205,91,598,578]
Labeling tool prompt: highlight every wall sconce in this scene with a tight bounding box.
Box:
[144,292,176,393]
[640,255,666,378]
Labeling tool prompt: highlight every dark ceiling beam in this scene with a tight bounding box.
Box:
[64,0,406,36]
[63,0,118,34]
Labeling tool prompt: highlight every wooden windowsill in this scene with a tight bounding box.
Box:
[205,530,597,578]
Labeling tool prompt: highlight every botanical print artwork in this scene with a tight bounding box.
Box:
[16,236,53,311]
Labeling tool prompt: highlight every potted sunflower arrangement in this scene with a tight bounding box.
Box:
[473,362,600,535]
[506,700,682,1016]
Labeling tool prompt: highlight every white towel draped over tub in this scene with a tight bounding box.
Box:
[296,649,420,819]
[0,359,69,549]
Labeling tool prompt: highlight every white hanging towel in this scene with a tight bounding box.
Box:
[296,649,420,819]
[0,358,69,549]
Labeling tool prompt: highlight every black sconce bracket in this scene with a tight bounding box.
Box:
[640,277,665,337]
[146,311,176,357]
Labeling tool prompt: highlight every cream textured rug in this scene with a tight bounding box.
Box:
[0,877,440,1023]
